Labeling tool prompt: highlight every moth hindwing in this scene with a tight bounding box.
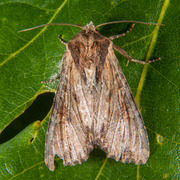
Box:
[43,21,158,171]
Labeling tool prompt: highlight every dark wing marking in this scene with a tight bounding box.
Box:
[44,52,93,171]
[95,46,150,164]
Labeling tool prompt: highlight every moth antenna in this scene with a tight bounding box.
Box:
[18,23,83,33]
[95,20,164,28]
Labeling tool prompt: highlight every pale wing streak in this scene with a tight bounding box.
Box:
[80,84,93,127]
[70,109,89,156]
[74,72,94,130]
[69,93,92,156]
[62,119,88,164]
[95,79,104,137]
[102,62,125,159]
[105,71,119,151]
[56,108,89,165]
[95,57,119,149]
[95,68,108,141]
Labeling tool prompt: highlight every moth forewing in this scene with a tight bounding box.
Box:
[97,40,150,164]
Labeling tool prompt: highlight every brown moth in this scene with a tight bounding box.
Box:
[20,20,162,171]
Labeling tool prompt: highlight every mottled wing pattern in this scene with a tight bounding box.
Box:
[95,43,150,164]
[45,52,93,171]
[45,22,150,171]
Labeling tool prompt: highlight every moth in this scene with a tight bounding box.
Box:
[20,20,162,171]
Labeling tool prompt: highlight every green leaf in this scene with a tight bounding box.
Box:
[0,0,179,179]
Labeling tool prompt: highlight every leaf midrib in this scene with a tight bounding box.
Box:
[135,0,170,179]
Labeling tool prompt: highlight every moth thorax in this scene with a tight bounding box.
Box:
[84,66,96,82]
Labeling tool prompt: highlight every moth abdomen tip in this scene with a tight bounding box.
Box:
[45,162,55,171]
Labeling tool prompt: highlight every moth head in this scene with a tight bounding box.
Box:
[83,21,96,32]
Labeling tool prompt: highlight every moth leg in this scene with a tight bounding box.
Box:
[113,45,161,64]
[109,24,135,40]
[41,73,61,84]
[58,35,68,46]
